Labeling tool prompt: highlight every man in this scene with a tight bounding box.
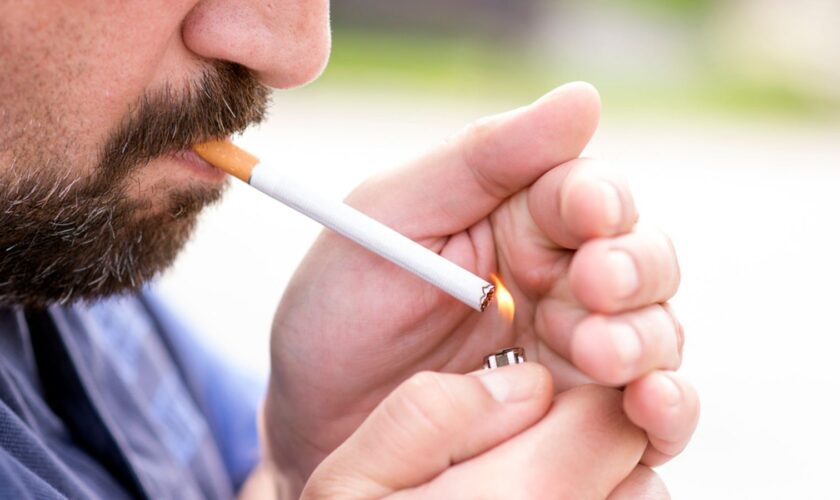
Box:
[0,1,699,498]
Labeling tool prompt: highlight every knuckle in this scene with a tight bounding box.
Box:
[661,303,685,360]
[462,115,495,146]
[458,118,490,165]
[630,304,682,370]
[458,117,510,199]
[657,231,680,282]
[390,371,461,439]
[636,229,680,301]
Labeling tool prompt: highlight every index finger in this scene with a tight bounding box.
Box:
[347,82,602,240]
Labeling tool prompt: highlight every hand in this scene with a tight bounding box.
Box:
[264,82,699,485]
[302,366,666,499]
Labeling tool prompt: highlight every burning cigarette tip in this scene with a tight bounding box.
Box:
[480,284,496,312]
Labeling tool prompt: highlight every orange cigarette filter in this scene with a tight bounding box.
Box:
[193,140,259,182]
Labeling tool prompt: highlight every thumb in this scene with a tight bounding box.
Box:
[302,364,553,499]
[347,82,602,240]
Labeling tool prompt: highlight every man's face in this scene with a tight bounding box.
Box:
[0,1,331,306]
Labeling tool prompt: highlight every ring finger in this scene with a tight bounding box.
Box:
[537,302,683,386]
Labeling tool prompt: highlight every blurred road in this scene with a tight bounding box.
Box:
[158,88,840,499]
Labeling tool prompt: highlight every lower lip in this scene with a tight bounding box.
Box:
[170,149,227,182]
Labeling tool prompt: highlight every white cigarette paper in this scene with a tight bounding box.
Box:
[191,140,495,311]
[249,163,495,311]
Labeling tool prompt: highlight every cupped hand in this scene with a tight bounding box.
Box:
[264,82,699,484]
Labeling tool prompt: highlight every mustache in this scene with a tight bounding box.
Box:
[98,61,271,182]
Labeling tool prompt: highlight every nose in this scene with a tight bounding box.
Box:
[182,0,331,89]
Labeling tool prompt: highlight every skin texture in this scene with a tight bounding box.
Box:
[0,1,698,498]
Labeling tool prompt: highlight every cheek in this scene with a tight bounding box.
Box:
[64,4,191,135]
[0,1,191,177]
[0,17,88,175]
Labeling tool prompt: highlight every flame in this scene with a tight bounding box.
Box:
[491,274,515,322]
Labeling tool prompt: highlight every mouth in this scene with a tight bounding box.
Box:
[167,139,230,183]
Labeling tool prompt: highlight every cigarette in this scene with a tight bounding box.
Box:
[193,140,496,312]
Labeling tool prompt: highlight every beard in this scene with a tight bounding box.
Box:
[0,62,270,307]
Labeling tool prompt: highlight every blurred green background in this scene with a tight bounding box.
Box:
[310,0,840,121]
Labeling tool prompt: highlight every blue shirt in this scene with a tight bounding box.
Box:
[0,289,264,498]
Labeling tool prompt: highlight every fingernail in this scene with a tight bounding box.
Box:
[475,367,536,403]
[609,323,642,369]
[599,181,622,232]
[606,250,639,298]
[654,373,682,407]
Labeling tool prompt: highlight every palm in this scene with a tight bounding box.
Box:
[270,172,595,469]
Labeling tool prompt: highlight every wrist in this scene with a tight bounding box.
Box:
[259,376,331,498]
[237,460,297,500]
